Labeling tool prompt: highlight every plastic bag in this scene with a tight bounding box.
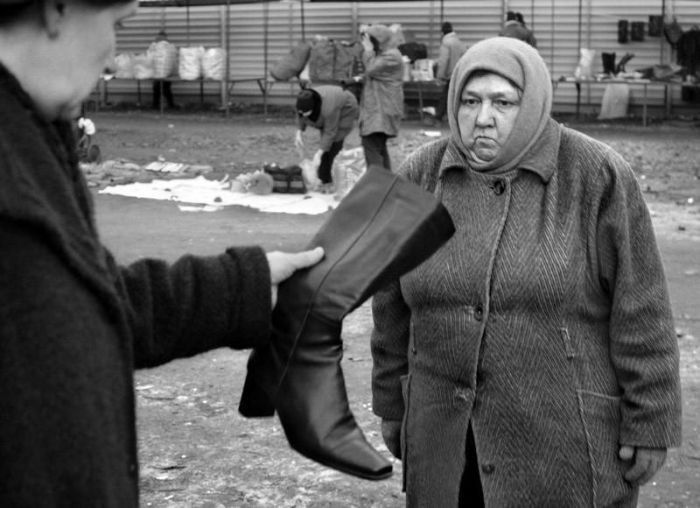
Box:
[202,48,226,80]
[574,48,595,80]
[179,46,204,80]
[598,83,630,120]
[132,53,154,80]
[114,53,134,79]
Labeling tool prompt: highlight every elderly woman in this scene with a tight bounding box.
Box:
[0,0,322,505]
[370,37,681,507]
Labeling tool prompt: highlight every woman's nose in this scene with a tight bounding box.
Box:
[475,103,495,126]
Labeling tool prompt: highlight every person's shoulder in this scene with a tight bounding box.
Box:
[559,125,635,183]
[397,137,449,184]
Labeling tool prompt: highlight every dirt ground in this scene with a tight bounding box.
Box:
[88,108,700,507]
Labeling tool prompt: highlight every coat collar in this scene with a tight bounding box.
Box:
[438,117,561,184]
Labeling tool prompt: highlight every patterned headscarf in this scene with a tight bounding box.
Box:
[447,36,552,173]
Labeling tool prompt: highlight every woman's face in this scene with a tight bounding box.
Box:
[38,0,138,120]
[457,73,522,163]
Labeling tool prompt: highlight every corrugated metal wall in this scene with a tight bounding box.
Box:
[112,0,700,115]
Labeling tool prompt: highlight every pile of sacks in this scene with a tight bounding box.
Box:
[114,41,226,81]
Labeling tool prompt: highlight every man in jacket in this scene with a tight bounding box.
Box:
[294,85,359,192]
[434,22,467,122]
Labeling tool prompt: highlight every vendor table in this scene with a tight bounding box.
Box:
[97,76,268,116]
[402,80,443,120]
[552,77,700,126]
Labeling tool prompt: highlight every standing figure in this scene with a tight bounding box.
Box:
[371,37,681,507]
[0,0,323,504]
[359,24,404,171]
[434,21,467,123]
[152,29,177,110]
[294,85,359,192]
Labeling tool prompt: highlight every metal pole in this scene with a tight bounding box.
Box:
[263,0,269,116]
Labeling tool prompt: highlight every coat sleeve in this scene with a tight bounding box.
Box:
[595,156,682,448]
[363,52,403,82]
[436,42,449,81]
[371,279,411,421]
[318,106,341,152]
[118,246,272,369]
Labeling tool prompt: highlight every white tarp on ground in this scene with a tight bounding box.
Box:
[99,175,339,215]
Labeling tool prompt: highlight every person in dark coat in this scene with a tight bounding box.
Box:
[370,36,681,507]
[359,24,404,171]
[294,85,359,191]
[152,29,178,110]
[0,0,323,505]
[434,21,467,122]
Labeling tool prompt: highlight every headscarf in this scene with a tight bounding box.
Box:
[446,36,552,174]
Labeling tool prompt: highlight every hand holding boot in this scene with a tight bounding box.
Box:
[266,247,324,307]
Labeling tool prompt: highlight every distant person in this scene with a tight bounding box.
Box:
[0,0,324,504]
[499,11,538,48]
[433,21,467,123]
[152,29,178,110]
[294,85,359,192]
[359,24,404,171]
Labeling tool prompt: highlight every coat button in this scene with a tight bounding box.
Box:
[474,304,484,321]
[492,179,506,195]
[481,463,496,474]
[128,462,137,476]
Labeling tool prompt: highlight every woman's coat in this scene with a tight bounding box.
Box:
[359,36,404,138]
[371,123,682,507]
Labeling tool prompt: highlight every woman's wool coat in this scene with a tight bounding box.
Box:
[359,42,404,138]
[0,65,271,507]
[371,120,682,507]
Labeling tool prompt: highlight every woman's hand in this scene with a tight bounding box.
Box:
[381,419,402,459]
[266,247,324,307]
[294,129,304,151]
[619,445,667,486]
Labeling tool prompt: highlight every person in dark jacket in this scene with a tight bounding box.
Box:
[359,24,404,171]
[151,29,178,110]
[371,37,681,507]
[0,0,323,505]
[294,85,359,192]
[433,22,467,122]
[499,11,538,48]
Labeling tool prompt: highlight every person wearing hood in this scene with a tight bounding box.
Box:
[370,37,681,507]
[0,0,323,504]
[359,23,404,171]
[294,85,359,191]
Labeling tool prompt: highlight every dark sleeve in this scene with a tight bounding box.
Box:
[370,279,411,420]
[595,157,682,448]
[119,246,271,369]
[363,52,403,82]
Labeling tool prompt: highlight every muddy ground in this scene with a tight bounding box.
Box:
[88,108,700,507]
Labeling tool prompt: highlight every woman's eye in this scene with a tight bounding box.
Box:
[461,98,479,107]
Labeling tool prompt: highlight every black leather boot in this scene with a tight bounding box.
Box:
[239,168,454,480]
[602,52,616,75]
